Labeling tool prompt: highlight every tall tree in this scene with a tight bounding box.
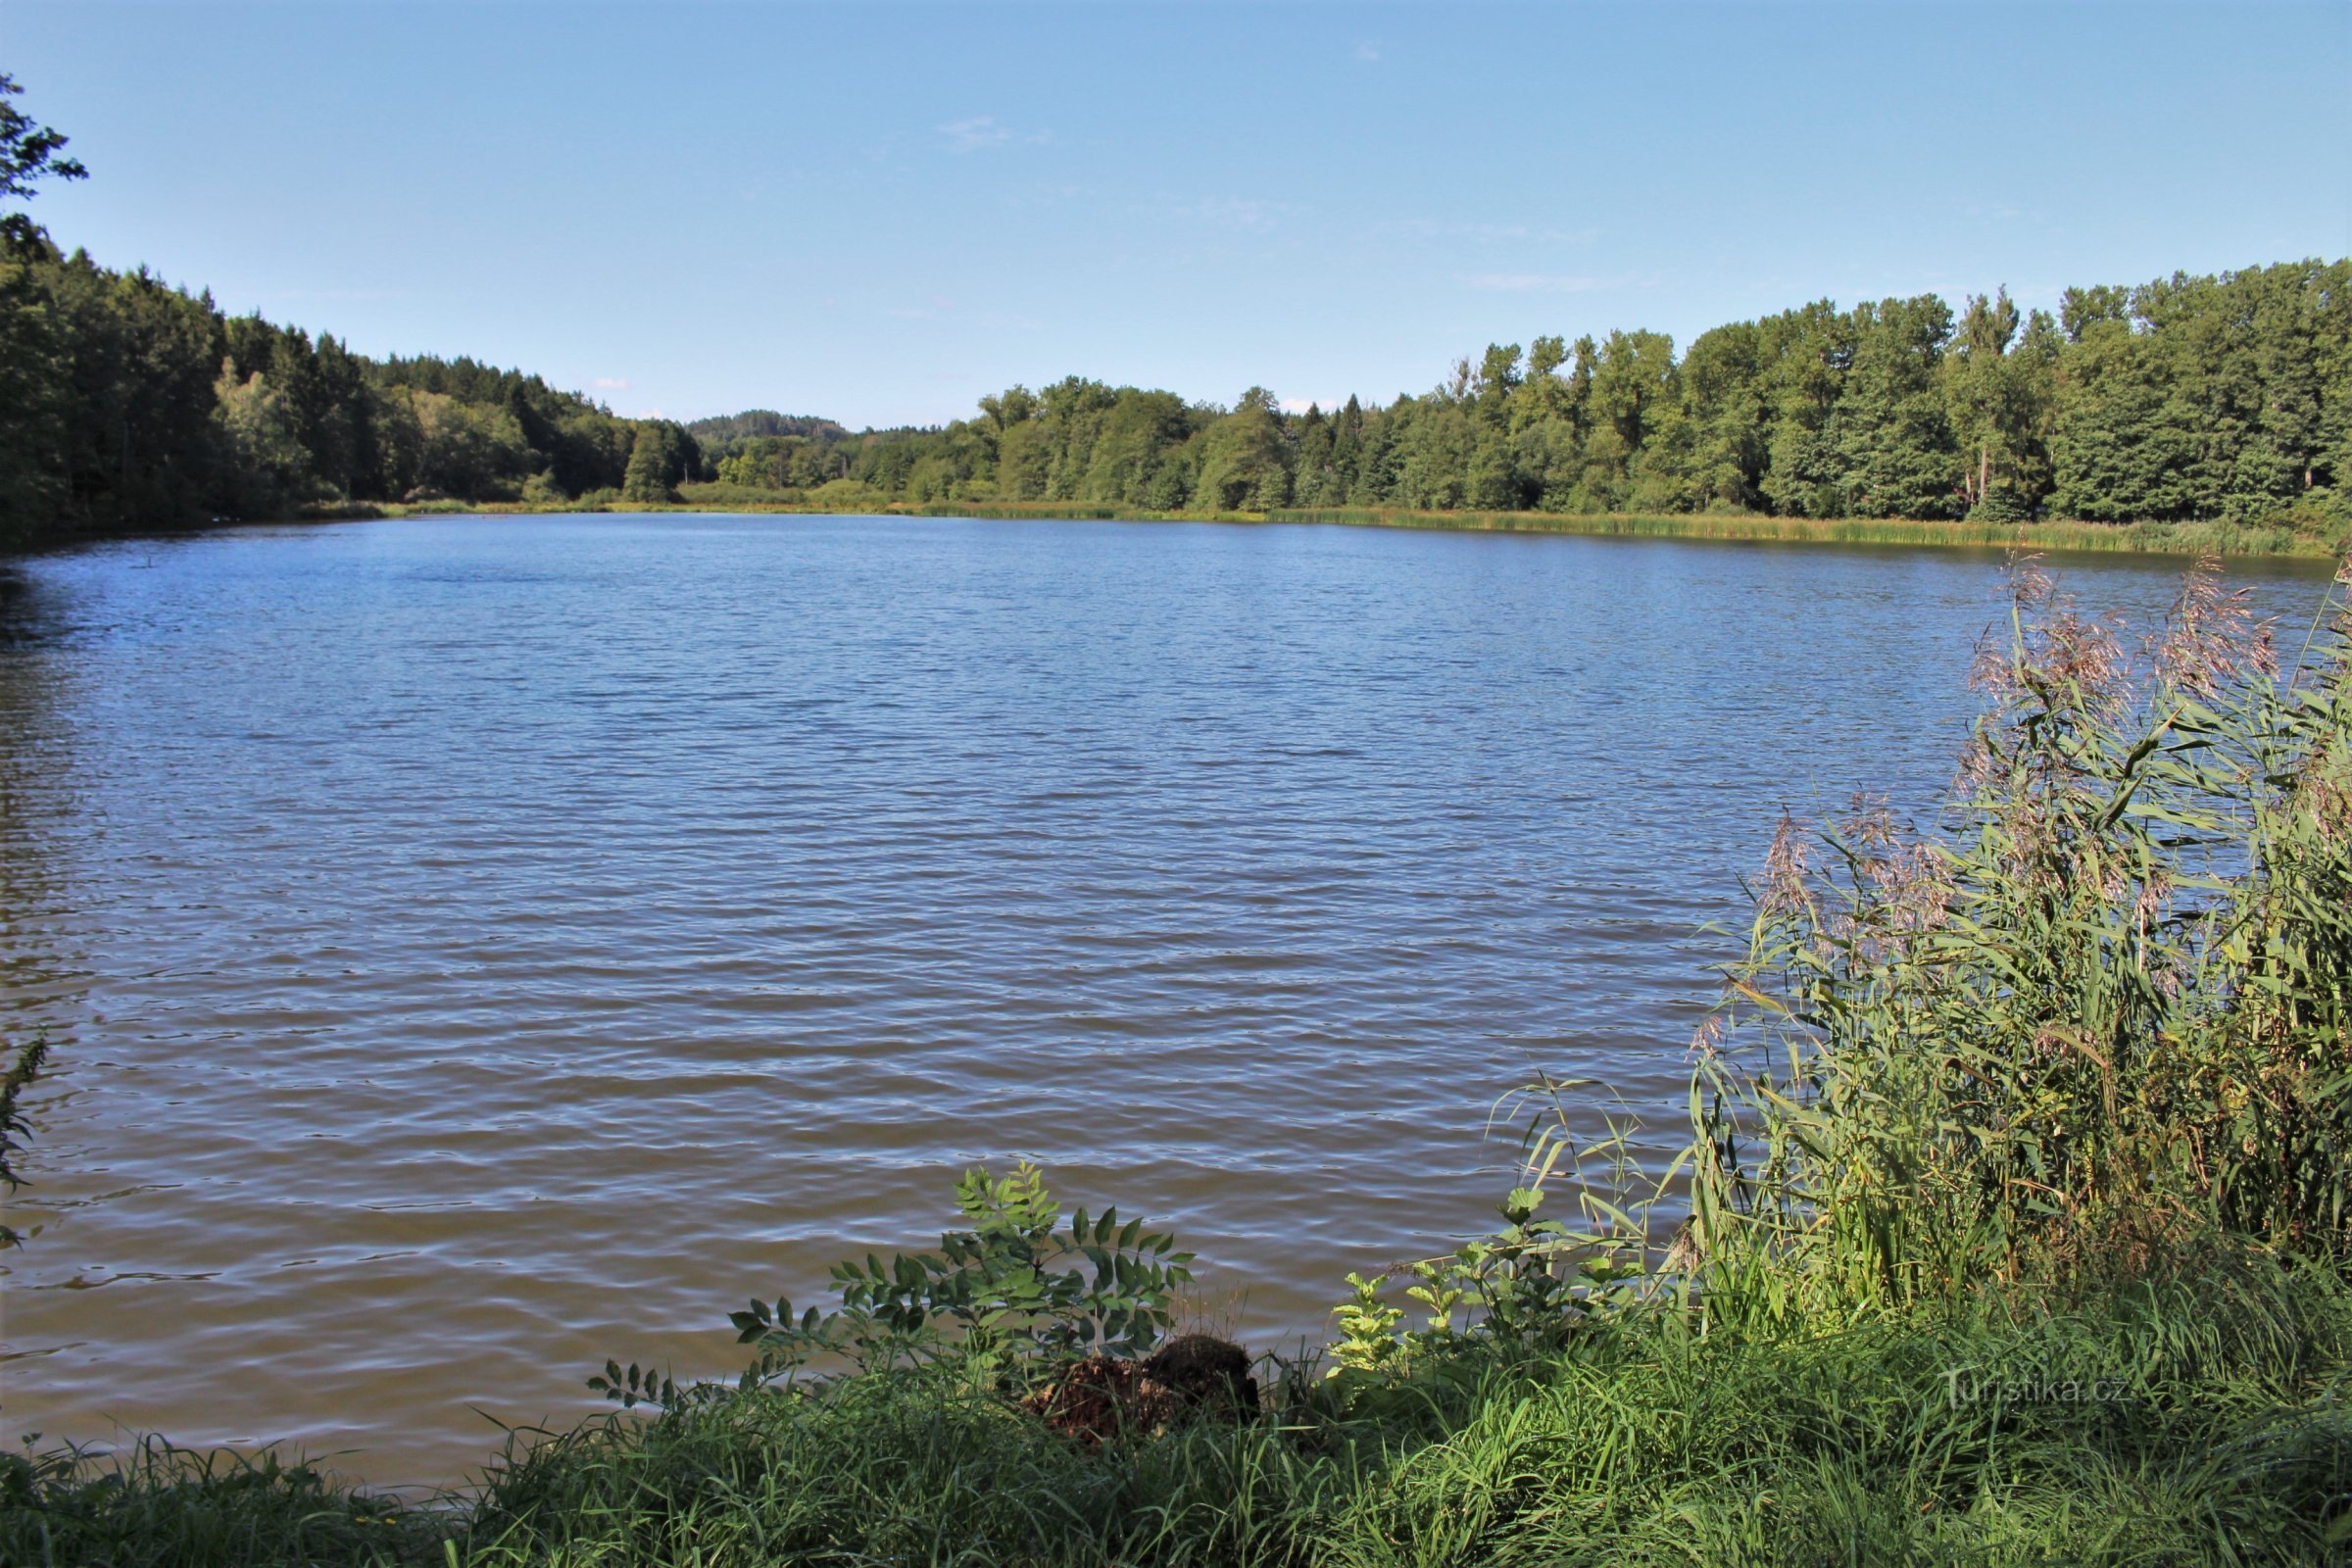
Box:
[1195,387,1292,511]
[2049,314,2197,522]
[1942,289,2057,519]
[620,419,691,504]
[1755,301,1851,518]
[1671,320,1770,513]
[1828,295,1959,517]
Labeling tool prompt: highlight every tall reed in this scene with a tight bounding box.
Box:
[1690,555,2352,1321]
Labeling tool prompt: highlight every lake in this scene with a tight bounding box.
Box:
[0,513,2333,1486]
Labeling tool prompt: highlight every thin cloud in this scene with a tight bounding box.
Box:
[591,376,629,390]
[886,293,960,320]
[939,116,1048,153]
[259,286,408,303]
[1461,271,1610,294]
[1354,40,1380,62]
[1379,219,1603,247]
[1196,197,1290,231]
[1139,195,1298,232]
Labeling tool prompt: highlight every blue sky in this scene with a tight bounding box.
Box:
[9,1,2348,428]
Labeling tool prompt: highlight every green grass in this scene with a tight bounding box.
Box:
[458,1262,2352,1567]
[0,1441,442,1568]
[12,1262,2352,1566]
[1265,506,2348,559]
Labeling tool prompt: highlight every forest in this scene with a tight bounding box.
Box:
[691,263,2352,538]
[2,76,2347,549]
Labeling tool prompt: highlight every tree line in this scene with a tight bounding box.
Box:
[696,267,2349,534]
[2,74,2346,549]
[0,241,701,545]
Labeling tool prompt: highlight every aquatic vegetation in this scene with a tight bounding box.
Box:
[1269,506,2343,558]
[0,1030,48,1248]
[1688,555,2352,1324]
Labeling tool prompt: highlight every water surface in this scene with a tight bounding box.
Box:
[0,514,2330,1484]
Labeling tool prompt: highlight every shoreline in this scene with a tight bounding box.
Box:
[8,498,2344,565]
[327,496,2347,562]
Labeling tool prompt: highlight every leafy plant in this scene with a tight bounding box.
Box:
[0,1031,50,1249]
[594,1162,1195,1406]
[1327,1271,1406,1375]
[1325,1080,1667,1381]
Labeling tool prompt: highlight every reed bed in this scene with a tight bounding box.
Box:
[1689,556,2352,1325]
[1268,507,2343,559]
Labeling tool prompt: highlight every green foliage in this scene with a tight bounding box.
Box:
[672,260,2352,538]
[0,79,657,539]
[0,1437,443,1568]
[1193,386,1294,511]
[593,1162,1197,1409]
[1829,293,1963,517]
[210,360,319,519]
[1308,1261,2352,1568]
[6,76,2337,550]
[2051,315,2200,521]
[1265,505,2344,557]
[1945,288,2059,518]
[618,419,696,504]
[1690,557,2352,1323]
[0,250,69,543]
[1317,1084,1667,1391]
[0,82,2342,550]
[0,1031,50,1249]
[19,1263,2352,1566]
[1326,1270,1406,1375]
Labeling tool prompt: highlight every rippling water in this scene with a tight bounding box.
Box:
[0,514,2331,1484]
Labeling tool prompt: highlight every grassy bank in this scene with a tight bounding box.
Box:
[292,493,2350,561]
[12,1260,2352,1567]
[8,558,2352,1566]
[1265,505,2349,559]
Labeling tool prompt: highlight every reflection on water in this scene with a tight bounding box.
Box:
[0,514,2332,1485]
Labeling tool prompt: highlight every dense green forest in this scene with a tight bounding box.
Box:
[686,268,2351,535]
[2,74,2347,549]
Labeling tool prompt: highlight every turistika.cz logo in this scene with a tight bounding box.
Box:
[1940,1368,2135,1407]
